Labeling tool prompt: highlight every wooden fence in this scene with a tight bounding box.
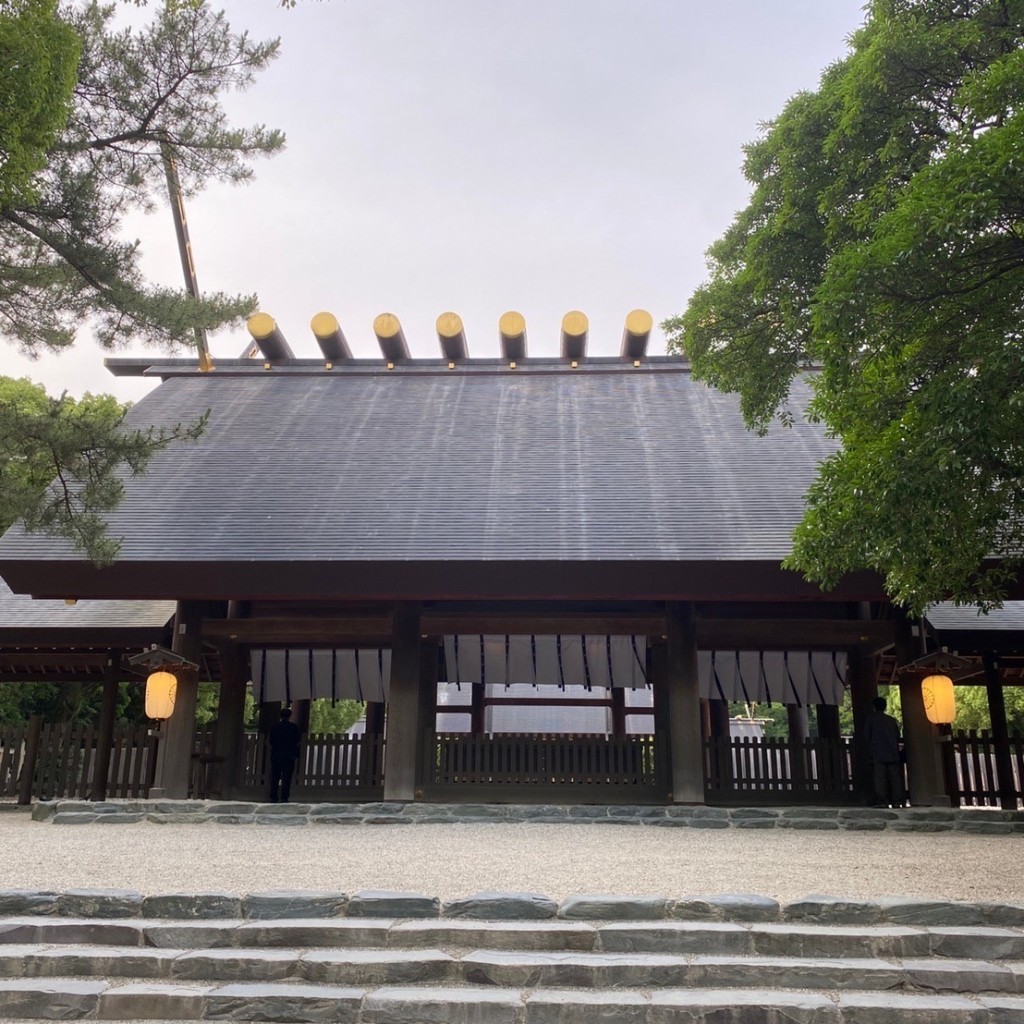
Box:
[0,717,158,802]
[241,731,385,799]
[423,732,664,802]
[948,730,1024,809]
[5,719,1022,808]
[704,735,854,803]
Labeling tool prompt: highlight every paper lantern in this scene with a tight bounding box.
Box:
[921,674,956,725]
[145,671,177,720]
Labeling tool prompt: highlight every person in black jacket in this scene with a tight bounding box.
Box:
[863,696,906,807]
[268,707,301,803]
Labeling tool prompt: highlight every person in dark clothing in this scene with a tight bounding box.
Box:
[268,707,301,803]
[863,696,906,807]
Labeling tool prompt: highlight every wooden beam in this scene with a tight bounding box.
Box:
[201,616,391,644]
[698,619,894,652]
[200,613,892,651]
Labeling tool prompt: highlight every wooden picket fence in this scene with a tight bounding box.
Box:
[241,731,385,799]
[704,735,854,803]
[423,732,664,802]
[948,730,1024,808]
[0,717,158,802]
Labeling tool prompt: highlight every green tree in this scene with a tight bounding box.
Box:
[0,0,80,208]
[0,1,282,560]
[309,699,365,734]
[665,0,1024,613]
[0,376,205,558]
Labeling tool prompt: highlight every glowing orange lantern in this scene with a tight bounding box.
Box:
[921,674,956,725]
[145,671,177,720]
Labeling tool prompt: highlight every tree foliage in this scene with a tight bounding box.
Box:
[1,0,283,353]
[665,0,1024,613]
[0,376,207,559]
[0,0,80,209]
[0,1,282,561]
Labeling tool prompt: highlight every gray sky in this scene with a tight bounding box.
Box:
[6,0,867,404]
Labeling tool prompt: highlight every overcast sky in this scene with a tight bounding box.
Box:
[7,0,867,404]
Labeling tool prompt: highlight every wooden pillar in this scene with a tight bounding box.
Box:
[365,701,385,736]
[984,653,1017,809]
[291,699,312,735]
[649,644,672,797]
[383,603,422,802]
[787,703,810,795]
[707,697,732,794]
[151,601,204,799]
[213,643,248,797]
[847,646,877,805]
[90,654,122,802]
[416,640,440,796]
[815,702,842,796]
[709,700,731,739]
[666,601,705,804]
[816,704,841,740]
[470,683,486,734]
[894,611,948,806]
[611,688,627,737]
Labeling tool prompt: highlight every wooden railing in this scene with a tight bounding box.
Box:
[704,735,854,803]
[0,717,158,802]
[241,731,385,798]
[948,730,1024,809]
[423,732,664,801]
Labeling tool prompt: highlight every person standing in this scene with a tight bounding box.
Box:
[268,707,301,803]
[863,696,906,807]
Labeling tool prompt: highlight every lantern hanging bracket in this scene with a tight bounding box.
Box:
[127,644,198,676]
[895,647,977,683]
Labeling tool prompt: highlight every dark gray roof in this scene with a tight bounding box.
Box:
[927,603,1024,632]
[0,359,834,574]
[0,576,173,640]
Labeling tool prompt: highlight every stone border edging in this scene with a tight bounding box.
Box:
[0,887,1022,928]
[27,799,1024,834]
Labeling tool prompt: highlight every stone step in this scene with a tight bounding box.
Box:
[0,937,1019,995]
[2,915,1023,961]
[2,978,1024,1022]
[5,887,1024,929]
[2,942,1020,995]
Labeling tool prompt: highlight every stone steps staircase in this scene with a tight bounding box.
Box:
[1,890,1023,1021]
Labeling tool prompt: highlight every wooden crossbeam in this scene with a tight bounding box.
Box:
[200,614,893,652]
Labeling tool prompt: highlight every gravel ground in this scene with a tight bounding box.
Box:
[2,817,1022,902]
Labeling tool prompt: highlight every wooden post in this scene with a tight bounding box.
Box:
[17,714,42,805]
[984,653,1017,809]
[894,611,948,806]
[847,649,876,804]
[816,704,841,740]
[787,704,809,796]
[649,644,671,797]
[416,640,440,796]
[90,655,122,801]
[383,603,422,802]
[611,688,627,737]
[470,683,486,735]
[151,601,204,799]
[666,602,704,804]
[815,702,842,795]
[708,698,732,795]
[214,643,248,797]
[365,702,385,736]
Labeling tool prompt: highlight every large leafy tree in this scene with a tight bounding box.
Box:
[0,0,80,209]
[665,0,1024,613]
[0,1,282,560]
